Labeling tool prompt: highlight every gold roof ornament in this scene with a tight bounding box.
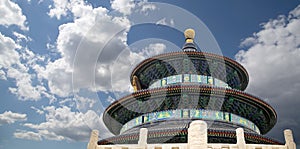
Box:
[183,28,197,52]
[184,28,195,43]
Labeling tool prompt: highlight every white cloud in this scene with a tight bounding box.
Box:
[1,0,169,143]
[40,1,135,97]
[290,4,300,18]
[8,68,47,101]
[156,18,175,27]
[0,32,50,101]
[13,32,32,43]
[106,96,116,103]
[58,98,75,107]
[0,111,27,125]
[111,0,135,15]
[48,0,95,20]
[139,3,156,13]
[0,69,6,80]
[0,32,21,69]
[48,0,70,19]
[75,96,96,110]
[43,0,168,99]
[14,130,42,141]
[38,129,65,141]
[0,0,27,30]
[20,106,111,141]
[30,106,44,115]
[235,4,300,142]
[239,36,257,48]
[141,43,166,56]
[0,32,48,101]
[35,58,72,97]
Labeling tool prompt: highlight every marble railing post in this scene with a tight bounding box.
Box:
[236,128,246,149]
[284,129,296,149]
[87,130,99,149]
[138,128,148,147]
[188,120,207,149]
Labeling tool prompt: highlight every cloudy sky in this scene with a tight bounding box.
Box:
[0,0,300,148]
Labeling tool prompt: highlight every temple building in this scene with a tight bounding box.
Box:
[87,29,296,149]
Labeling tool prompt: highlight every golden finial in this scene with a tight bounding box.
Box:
[132,76,141,92]
[184,28,195,43]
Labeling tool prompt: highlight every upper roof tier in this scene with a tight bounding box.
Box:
[130,29,249,91]
[130,51,249,91]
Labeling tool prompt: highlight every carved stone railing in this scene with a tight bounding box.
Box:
[88,120,296,149]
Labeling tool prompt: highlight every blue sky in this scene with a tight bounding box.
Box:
[0,0,300,149]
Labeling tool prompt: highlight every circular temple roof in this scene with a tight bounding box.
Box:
[103,85,276,135]
[130,51,249,91]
